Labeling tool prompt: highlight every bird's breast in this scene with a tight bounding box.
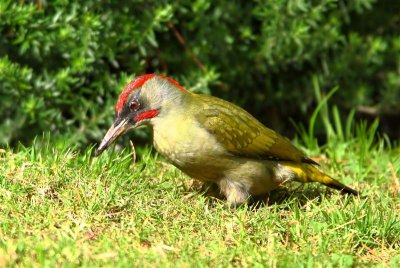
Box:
[151,114,228,181]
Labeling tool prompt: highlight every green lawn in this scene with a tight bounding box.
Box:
[1,131,399,267]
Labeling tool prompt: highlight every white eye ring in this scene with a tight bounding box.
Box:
[130,99,140,111]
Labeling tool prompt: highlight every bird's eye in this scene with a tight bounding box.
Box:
[130,99,140,111]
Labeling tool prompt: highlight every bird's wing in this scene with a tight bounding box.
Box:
[194,95,316,164]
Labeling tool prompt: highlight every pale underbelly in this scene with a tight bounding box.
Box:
[164,152,284,196]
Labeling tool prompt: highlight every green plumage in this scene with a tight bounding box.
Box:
[193,94,315,163]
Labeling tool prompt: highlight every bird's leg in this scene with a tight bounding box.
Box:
[218,179,250,207]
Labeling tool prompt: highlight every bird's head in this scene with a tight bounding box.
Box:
[95,74,189,156]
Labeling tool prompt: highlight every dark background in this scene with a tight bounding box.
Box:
[1,0,399,148]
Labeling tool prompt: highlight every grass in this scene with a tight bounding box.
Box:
[1,81,400,267]
[0,127,399,267]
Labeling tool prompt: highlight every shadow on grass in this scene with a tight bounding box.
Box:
[193,181,352,210]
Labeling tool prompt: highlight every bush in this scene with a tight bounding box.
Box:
[1,0,399,146]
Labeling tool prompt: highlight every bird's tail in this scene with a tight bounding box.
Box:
[283,162,359,195]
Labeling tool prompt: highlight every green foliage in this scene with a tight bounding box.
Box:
[0,0,174,145]
[1,0,399,146]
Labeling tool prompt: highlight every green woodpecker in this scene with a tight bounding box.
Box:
[96,74,358,205]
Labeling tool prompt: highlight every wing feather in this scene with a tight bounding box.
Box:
[194,95,314,164]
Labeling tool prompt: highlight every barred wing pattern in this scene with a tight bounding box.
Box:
[194,95,316,164]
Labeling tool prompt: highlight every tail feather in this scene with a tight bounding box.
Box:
[284,162,359,195]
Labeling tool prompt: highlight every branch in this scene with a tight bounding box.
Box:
[167,22,206,72]
[37,0,42,11]
[357,105,400,116]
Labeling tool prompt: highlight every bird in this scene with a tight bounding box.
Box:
[96,74,358,206]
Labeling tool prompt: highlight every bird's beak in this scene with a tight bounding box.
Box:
[95,118,129,156]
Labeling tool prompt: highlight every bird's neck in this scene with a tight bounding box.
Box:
[149,91,198,160]
[156,87,194,118]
